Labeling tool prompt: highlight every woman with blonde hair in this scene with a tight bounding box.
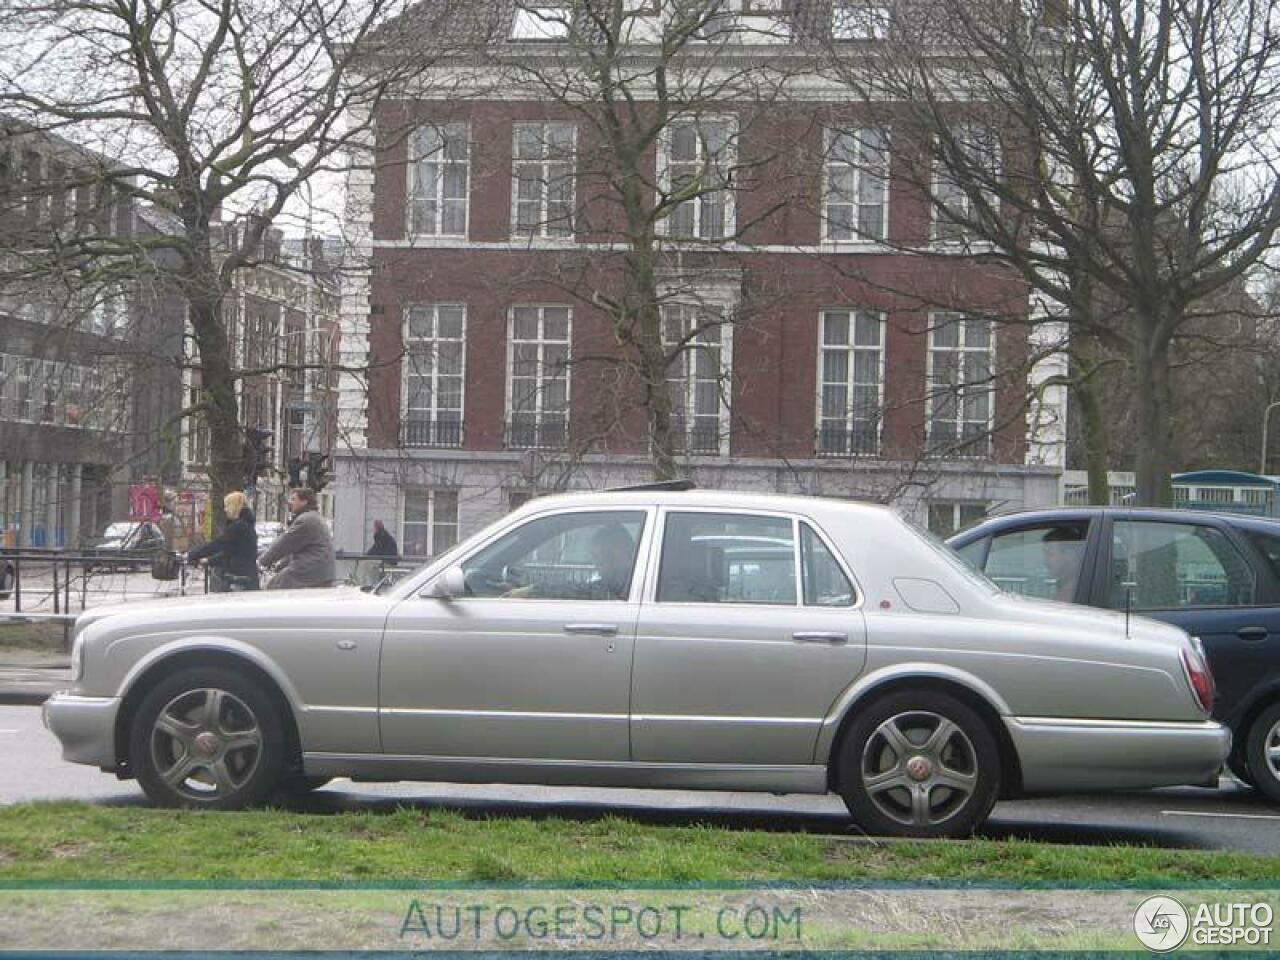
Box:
[187,490,259,591]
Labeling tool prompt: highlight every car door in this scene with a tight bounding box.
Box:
[630,508,867,765]
[1093,515,1280,720]
[380,507,652,761]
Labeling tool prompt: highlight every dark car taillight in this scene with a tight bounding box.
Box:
[1181,638,1215,715]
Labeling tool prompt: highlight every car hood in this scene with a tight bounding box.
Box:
[989,591,1192,649]
[75,585,378,632]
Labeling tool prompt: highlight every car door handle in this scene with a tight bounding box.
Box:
[564,623,619,636]
[792,631,848,644]
[1237,626,1269,642]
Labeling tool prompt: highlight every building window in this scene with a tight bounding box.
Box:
[664,303,731,456]
[513,123,576,239]
[404,304,465,447]
[409,123,469,237]
[927,312,994,457]
[402,488,459,558]
[663,118,736,240]
[508,305,570,449]
[932,124,1001,243]
[832,2,891,39]
[511,5,571,39]
[824,128,889,241]
[927,502,989,537]
[817,310,883,456]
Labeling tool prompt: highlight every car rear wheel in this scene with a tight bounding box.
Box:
[129,667,286,809]
[836,689,1000,838]
[1243,702,1280,805]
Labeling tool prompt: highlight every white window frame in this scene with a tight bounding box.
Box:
[401,487,461,559]
[815,309,885,457]
[658,116,738,241]
[931,124,1001,244]
[662,302,734,457]
[402,304,467,448]
[823,127,890,243]
[832,2,891,40]
[506,304,572,450]
[407,123,470,239]
[926,311,996,457]
[511,123,577,240]
[511,5,571,40]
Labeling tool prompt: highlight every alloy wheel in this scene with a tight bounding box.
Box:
[149,688,264,801]
[860,710,980,827]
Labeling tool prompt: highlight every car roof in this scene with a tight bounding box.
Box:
[511,488,898,519]
[949,505,1280,542]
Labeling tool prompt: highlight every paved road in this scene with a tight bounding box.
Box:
[4,705,1278,854]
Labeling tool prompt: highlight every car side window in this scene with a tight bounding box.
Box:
[983,521,1089,602]
[952,536,989,570]
[1108,520,1256,610]
[657,512,797,605]
[801,523,855,606]
[460,510,646,601]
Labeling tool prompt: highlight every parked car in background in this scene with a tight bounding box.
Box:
[88,521,166,564]
[45,488,1228,837]
[255,521,285,557]
[949,507,1280,804]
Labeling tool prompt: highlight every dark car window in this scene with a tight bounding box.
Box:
[983,521,1089,601]
[658,512,797,605]
[1245,529,1280,584]
[461,510,646,601]
[801,523,855,607]
[1108,520,1256,610]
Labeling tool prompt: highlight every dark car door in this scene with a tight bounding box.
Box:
[1090,514,1280,723]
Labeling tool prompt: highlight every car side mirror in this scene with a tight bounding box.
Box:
[423,565,467,600]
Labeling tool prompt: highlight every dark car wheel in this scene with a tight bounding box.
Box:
[1244,702,1280,805]
[837,689,1000,839]
[129,667,286,810]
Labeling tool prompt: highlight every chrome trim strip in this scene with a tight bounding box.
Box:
[633,713,822,725]
[381,708,628,721]
[1011,716,1224,731]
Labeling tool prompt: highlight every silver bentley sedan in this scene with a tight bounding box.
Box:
[44,486,1230,838]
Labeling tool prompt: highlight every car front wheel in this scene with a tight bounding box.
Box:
[129,667,286,809]
[1244,702,1280,805]
[836,689,1000,839]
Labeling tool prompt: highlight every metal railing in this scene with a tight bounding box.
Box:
[402,418,464,448]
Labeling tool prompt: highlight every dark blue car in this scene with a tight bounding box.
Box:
[948,507,1280,802]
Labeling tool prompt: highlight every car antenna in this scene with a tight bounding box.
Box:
[1124,583,1134,638]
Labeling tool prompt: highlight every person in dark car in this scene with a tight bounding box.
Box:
[187,491,259,591]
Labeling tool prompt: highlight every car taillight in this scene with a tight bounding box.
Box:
[1181,639,1215,715]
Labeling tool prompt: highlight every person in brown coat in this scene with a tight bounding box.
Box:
[259,488,335,589]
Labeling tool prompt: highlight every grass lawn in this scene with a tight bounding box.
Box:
[0,802,1277,885]
[0,622,67,655]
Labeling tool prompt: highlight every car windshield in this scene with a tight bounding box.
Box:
[101,523,136,540]
[902,514,1001,595]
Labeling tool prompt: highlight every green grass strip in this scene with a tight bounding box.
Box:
[1,802,1279,885]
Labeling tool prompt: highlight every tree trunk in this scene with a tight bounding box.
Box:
[187,283,242,527]
[1132,331,1175,506]
[1074,376,1111,505]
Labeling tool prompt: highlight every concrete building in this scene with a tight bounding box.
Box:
[329,0,1066,557]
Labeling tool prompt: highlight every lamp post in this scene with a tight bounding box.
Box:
[1261,400,1280,476]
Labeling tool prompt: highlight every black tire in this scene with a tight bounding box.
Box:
[836,689,1001,839]
[1243,702,1280,805]
[129,666,286,810]
[278,773,332,796]
[1227,749,1256,789]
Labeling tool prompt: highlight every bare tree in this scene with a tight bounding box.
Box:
[0,0,460,516]
[823,0,1280,504]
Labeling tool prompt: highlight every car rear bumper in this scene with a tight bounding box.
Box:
[42,691,120,769]
[1006,715,1231,792]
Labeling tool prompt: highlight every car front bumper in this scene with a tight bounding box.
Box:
[1006,715,1231,793]
[42,691,120,769]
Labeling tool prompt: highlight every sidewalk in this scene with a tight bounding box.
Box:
[0,648,71,706]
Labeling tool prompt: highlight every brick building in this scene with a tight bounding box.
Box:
[331,0,1065,556]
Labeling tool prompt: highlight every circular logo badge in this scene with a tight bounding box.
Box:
[1133,895,1190,952]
